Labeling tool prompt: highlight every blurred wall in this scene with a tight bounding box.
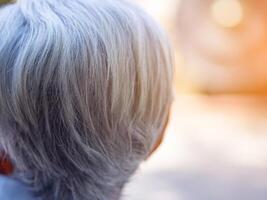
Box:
[136,0,267,94]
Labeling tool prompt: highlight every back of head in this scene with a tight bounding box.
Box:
[0,0,173,199]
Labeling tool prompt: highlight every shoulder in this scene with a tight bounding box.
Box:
[0,175,37,200]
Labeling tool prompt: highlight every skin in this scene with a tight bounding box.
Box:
[147,110,171,158]
[0,153,13,175]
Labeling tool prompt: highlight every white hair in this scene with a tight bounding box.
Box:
[0,0,173,199]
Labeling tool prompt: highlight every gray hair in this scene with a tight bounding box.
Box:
[0,0,173,199]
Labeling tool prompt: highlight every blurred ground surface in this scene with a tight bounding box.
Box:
[123,94,267,200]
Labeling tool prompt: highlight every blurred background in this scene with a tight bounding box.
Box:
[124,0,267,200]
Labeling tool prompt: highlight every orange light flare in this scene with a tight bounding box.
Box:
[211,0,244,28]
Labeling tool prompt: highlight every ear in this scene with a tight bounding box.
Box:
[0,153,13,175]
[146,111,170,159]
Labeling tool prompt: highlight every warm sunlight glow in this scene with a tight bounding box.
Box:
[211,0,243,28]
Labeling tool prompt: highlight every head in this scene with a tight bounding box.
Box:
[0,0,173,199]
